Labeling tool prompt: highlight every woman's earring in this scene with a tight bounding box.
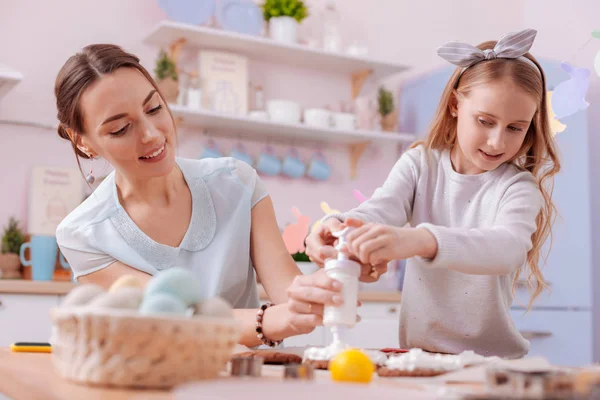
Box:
[451,112,457,117]
[85,156,95,184]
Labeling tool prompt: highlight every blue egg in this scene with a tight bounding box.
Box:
[145,267,202,306]
[139,292,187,316]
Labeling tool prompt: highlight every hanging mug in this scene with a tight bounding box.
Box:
[255,146,282,176]
[230,142,254,166]
[281,148,306,179]
[199,139,222,159]
[307,151,331,181]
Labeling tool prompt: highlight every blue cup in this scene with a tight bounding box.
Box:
[230,144,254,166]
[20,235,69,281]
[281,148,306,179]
[307,152,332,180]
[255,147,281,176]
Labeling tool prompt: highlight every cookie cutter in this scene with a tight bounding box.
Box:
[283,363,315,381]
[230,356,264,377]
[483,366,576,400]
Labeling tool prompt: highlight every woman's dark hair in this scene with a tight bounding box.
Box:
[55,44,173,174]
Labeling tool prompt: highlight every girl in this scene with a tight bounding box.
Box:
[305,29,560,359]
[54,44,370,348]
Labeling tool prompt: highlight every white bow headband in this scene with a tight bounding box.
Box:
[437,29,541,79]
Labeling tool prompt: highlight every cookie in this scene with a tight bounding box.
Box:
[303,359,330,370]
[235,350,302,365]
[380,348,409,355]
[377,366,446,378]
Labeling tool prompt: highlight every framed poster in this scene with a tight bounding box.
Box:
[198,50,248,115]
[28,166,84,236]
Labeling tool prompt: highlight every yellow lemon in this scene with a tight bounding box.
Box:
[329,349,374,384]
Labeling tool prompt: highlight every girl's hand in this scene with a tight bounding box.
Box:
[345,218,438,265]
[304,218,343,267]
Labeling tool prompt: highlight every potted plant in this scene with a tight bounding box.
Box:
[378,86,398,132]
[291,251,320,275]
[261,0,309,44]
[0,217,25,279]
[154,49,179,104]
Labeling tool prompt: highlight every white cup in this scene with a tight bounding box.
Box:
[333,112,356,130]
[267,99,301,124]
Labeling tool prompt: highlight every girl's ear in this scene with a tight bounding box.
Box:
[449,90,460,116]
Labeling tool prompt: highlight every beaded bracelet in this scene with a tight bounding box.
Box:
[256,302,282,348]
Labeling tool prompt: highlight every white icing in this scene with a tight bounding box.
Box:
[303,343,387,365]
[385,348,499,372]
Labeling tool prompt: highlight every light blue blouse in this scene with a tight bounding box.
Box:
[56,157,268,309]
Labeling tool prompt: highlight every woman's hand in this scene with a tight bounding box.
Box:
[345,218,438,265]
[282,268,342,336]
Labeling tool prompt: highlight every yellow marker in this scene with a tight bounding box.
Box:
[11,342,52,353]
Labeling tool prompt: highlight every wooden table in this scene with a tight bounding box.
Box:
[0,347,483,400]
[0,281,402,303]
[0,348,170,400]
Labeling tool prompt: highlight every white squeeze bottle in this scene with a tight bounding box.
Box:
[323,227,361,344]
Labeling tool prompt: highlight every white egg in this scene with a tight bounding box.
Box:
[195,297,233,318]
[144,267,202,306]
[109,275,143,293]
[87,287,144,310]
[139,292,188,316]
[61,284,105,307]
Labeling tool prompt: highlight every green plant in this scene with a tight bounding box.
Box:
[1,217,26,255]
[378,86,395,116]
[261,0,309,23]
[154,49,178,81]
[291,251,310,262]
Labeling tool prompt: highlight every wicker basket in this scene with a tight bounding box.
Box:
[50,307,241,389]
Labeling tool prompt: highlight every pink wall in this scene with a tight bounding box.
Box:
[0,0,531,233]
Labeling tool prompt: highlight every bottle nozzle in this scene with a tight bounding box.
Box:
[332,226,353,261]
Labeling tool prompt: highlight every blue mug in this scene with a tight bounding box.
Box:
[307,152,332,181]
[20,235,69,281]
[230,143,254,166]
[281,148,306,179]
[199,140,222,159]
[255,147,281,176]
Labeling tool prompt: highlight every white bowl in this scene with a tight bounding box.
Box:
[267,99,301,124]
[303,108,331,128]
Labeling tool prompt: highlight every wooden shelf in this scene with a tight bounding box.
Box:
[0,280,74,295]
[144,21,410,81]
[170,104,416,145]
[0,63,23,100]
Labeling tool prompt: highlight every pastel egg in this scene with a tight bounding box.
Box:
[194,297,233,318]
[109,275,143,293]
[87,287,144,310]
[139,293,187,316]
[144,267,201,306]
[61,284,105,307]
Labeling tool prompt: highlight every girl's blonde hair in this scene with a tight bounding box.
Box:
[412,40,560,309]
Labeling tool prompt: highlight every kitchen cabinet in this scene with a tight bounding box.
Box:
[0,293,60,347]
[282,302,402,349]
